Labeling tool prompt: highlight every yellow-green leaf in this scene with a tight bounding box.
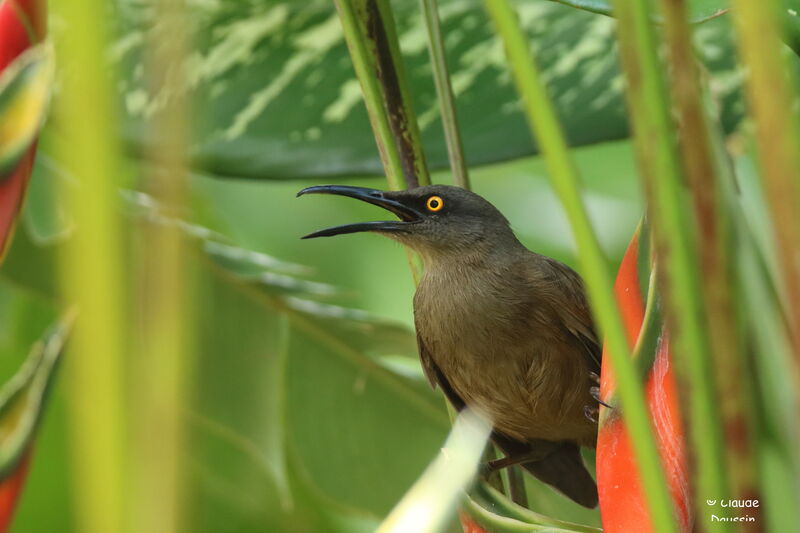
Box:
[0,311,72,480]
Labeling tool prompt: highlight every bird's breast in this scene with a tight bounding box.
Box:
[415,267,511,350]
[413,264,595,443]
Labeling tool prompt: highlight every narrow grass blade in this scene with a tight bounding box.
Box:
[730,0,800,390]
[660,0,759,520]
[128,0,193,531]
[419,0,469,189]
[376,409,490,533]
[482,1,678,531]
[0,312,73,479]
[606,0,734,527]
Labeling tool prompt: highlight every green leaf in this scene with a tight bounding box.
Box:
[23,153,74,245]
[547,0,730,21]
[0,311,71,480]
[111,0,743,179]
[0,44,52,178]
[178,222,450,527]
[784,2,800,56]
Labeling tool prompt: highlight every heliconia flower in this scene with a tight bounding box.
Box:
[0,0,48,261]
[0,2,52,532]
[459,513,487,533]
[596,229,692,533]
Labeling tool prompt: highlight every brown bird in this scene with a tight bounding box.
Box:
[298,184,601,508]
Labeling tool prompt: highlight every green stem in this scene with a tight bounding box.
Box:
[475,483,602,533]
[505,466,527,508]
[608,0,732,527]
[482,2,678,532]
[419,0,470,189]
[463,494,580,532]
[334,0,428,281]
[332,0,430,189]
[731,0,800,392]
[51,0,128,531]
[661,0,758,522]
[130,0,193,531]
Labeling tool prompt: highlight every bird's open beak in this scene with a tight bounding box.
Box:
[297,185,423,239]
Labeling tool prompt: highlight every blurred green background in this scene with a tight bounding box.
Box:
[1,0,766,530]
[2,139,640,532]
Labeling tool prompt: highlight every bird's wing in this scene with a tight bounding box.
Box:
[529,256,602,375]
[415,330,440,391]
[415,331,598,508]
[416,329,462,402]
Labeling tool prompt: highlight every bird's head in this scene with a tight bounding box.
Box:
[297,184,518,261]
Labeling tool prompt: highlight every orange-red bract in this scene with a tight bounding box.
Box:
[596,232,692,532]
[0,1,46,531]
[0,450,31,532]
[0,0,45,261]
[459,512,488,533]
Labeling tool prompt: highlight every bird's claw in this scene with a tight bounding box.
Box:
[584,405,598,423]
[590,386,613,409]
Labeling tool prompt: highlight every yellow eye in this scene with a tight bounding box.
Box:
[426,196,444,212]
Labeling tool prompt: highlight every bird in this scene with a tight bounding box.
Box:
[298,184,602,508]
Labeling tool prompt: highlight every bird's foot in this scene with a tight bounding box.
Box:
[584,405,598,423]
[590,386,612,409]
[485,449,551,472]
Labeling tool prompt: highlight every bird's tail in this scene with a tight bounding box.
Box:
[491,432,598,508]
[520,442,598,508]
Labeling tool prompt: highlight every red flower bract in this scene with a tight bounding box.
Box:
[596,232,692,533]
[0,1,46,530]
[0,0,45,260]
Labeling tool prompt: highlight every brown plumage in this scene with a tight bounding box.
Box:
[299,184,601,508]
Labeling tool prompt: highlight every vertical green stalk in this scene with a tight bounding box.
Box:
[660,0,758,520]
[482,2,677,532]
[730,0,800,386]
[607,0,731,527]
[131,1,192,532]
[419,0,470,189]
[51,1,127,532]
[333,0,433,282]
[332,0,430,190]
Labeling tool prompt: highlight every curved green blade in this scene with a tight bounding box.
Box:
[0,311,72,480]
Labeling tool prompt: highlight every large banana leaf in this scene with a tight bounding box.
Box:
[112,0,743,179]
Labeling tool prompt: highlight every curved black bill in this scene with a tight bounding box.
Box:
[297,185,422,239]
